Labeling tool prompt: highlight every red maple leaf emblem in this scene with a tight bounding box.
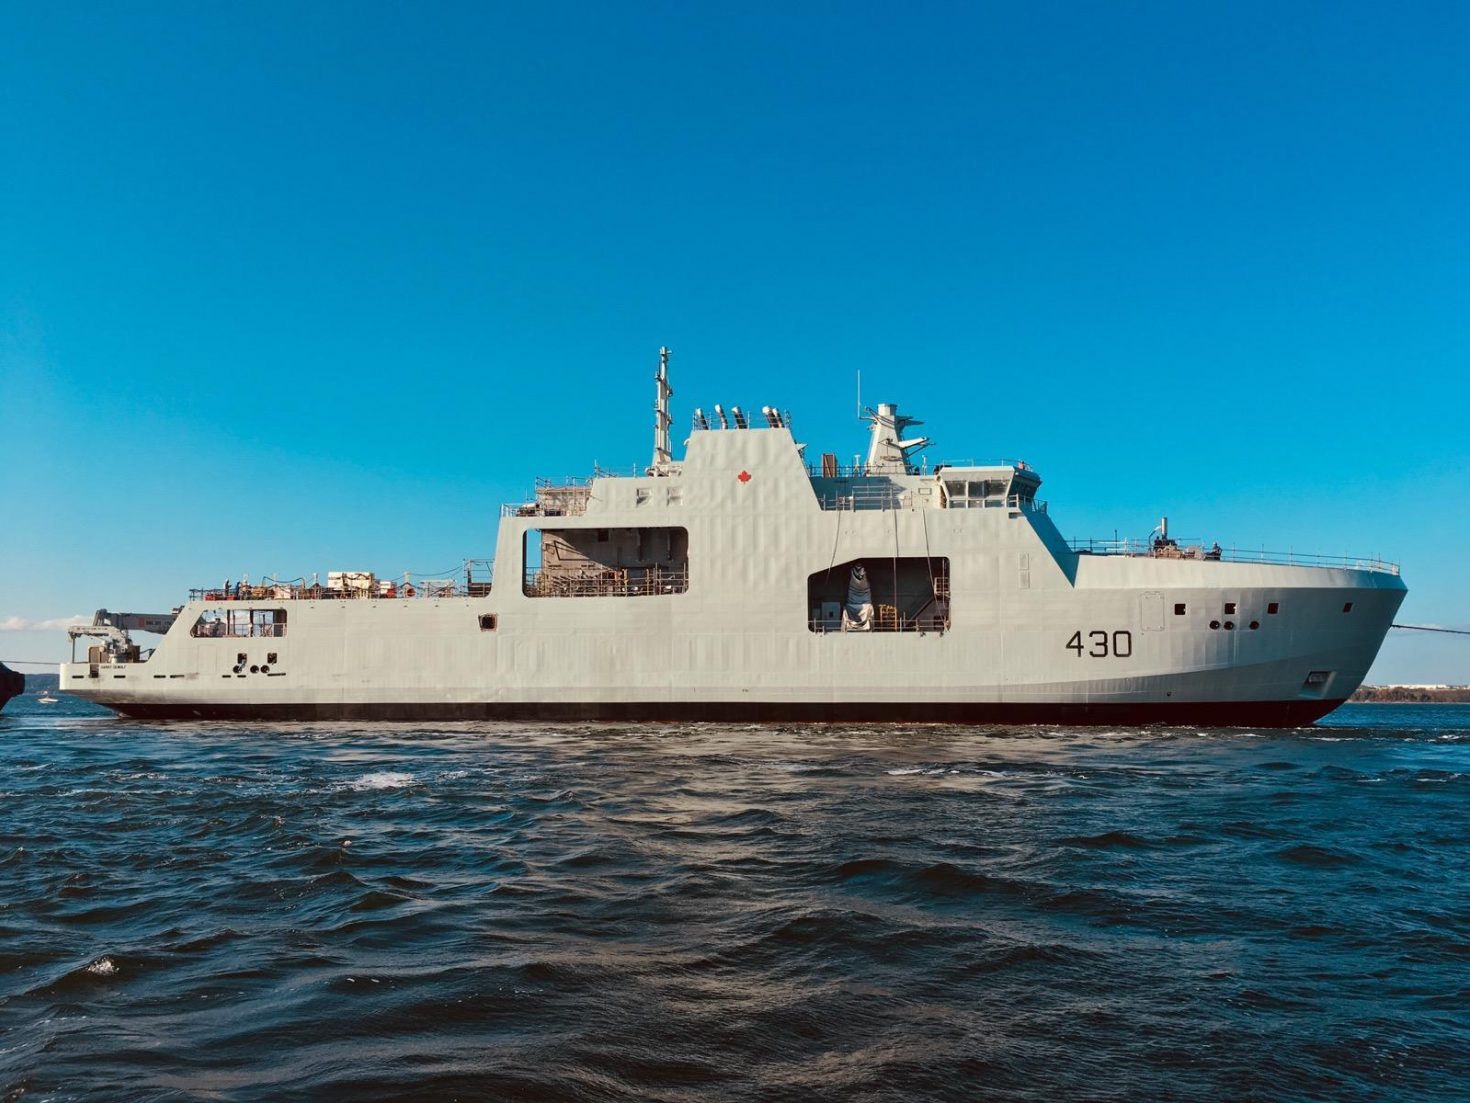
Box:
[737,470,751,483]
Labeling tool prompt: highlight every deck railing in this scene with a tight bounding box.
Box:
[1067,538,1399,575]
[190,620,286,638]
[503,476,597,518]
[808,458,1027,479]
[817,489,1047,514]
[809,612,951,634]
[523,567,689,598]
[189,560,495,602]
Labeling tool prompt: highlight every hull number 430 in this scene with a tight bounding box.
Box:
[1066,630,1133,658]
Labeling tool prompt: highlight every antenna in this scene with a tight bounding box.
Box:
[651,346,673,473]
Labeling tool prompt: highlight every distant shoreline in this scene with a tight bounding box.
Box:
[1351,686,1470,703]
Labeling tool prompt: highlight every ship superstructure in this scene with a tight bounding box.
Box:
[61,351,1405,724]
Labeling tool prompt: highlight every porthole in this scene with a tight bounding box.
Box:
[1174,603,1186,616]
[1224,621,1235,631]
[1267,602,1279,615]
[1342,602,1354,613]
[1209,620,1220,630]
[249,665,260,674]
[479,614,498,631]
[260,664,270,674]
[1249,621,1260,630]
[1224,602,1237,615]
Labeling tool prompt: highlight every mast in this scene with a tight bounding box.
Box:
[651,346,674,474]
[864,402,931,474]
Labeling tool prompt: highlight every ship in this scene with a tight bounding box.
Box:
[0,662,24,712]
[61,350,1406,725]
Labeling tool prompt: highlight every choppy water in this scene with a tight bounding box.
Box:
[2,697,1468,1102]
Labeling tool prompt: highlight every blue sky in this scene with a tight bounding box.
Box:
[2,2,1467,682]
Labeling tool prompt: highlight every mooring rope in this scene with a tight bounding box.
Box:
[1391,624,1470,636]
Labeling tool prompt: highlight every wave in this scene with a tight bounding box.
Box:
[1275,844,1362,868]
[5,712,1469,1100]
[347,771,415,791]
[1056,830,1153,849]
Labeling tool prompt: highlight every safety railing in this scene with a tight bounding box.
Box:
[1067,538,1399,575]
[817,485,909,511]
[944,494,1049,513]
[190,620,286,638]
[189,560,495,602]
[939,458,1032,471]
[816,489,1047,513]
[504,476,596,518]
[809,610,951,634]
[523,567,689,598]
[694,411,792,432]
[809,458,1030,479]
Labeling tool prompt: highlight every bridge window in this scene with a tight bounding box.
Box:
[942,479,1004,509]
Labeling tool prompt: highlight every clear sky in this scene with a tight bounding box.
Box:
[2,2,1467,682]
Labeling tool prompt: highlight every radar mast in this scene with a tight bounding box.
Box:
[864,402,931,474]
[650,346,675,475]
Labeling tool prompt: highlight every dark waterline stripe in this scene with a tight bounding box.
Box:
[97,698,1348,727]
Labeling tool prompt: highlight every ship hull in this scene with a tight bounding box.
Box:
[59,425,1406,728]
[102,697,1347,726]
[0,662,24,712]
[60,569,1405,729]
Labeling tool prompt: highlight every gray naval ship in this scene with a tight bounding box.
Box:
[62,351,1404,725]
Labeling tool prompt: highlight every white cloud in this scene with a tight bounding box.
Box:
[0,615,89,631]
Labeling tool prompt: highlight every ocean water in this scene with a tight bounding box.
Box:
[2,697,1468,1102]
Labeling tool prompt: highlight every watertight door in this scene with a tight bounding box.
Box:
[1141,591,1165,632]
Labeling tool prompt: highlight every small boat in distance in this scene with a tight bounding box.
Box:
[38,690,59,705]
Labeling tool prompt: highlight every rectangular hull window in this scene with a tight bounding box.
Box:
[191,608,287,638]
[809,558,950,633]
[524,527,689,597]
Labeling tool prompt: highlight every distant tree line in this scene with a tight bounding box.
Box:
[1351,685,1470,703]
